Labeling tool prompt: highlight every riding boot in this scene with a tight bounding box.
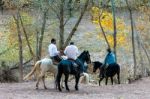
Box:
[103,64,109,77]
[75,59,84,76]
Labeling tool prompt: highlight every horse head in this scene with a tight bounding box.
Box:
[78,50,91,64]
[92,62,97,73]
[92,61,103,73]
[83,50,91,64]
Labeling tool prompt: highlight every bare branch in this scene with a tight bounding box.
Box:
[98,9,110,48]
[63,0,89,48]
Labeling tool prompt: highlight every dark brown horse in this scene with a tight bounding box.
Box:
[56,51,91,92]
[92,61,120,86]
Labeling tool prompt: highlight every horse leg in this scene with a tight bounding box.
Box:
[36,78,40,89]
[75,74,80,91]
[42,75,47,89]
[99,77,104,86]
[105,77,108,85]
[54,72,60,90]
[110,77,113,85]
[36,73,43,89]
[60,75,64,88]
[64,74,70,91]
[117,72,120,84]
[54,74,57,89]
[56,72,62,91]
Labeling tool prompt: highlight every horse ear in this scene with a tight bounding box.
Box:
[86,50,89,53]
[84,50,87,53]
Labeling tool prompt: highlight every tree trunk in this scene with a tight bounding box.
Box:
[110,0,117,61]
[13,13,23,82]
[59,0,65,49]
[38,9,48,59]
[36,29,40,61]
[18,12,35,62]
[0,0,4,14]
[68,0,73,17]
[136,31,144,76]
[98,10,110,48]
[63,0,89,48]
[135,20,150,75]
[140,41,150,66]
[126,0,137,78]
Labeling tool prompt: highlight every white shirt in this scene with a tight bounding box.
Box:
[48,43,59,57]
[64,45,79,60]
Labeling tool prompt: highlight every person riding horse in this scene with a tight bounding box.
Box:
[48,38,62,63]
[103,48,116,68]
[102,48,116,75]
[64,42,84,75]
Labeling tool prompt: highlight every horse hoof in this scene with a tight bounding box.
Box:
[75,87,78,91]
[61,86,64,89]
[44,87,47,90]
[66,88,70,92]
[36,87,38,90]
[59,88,62,92]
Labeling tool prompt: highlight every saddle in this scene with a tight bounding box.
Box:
[50,57,59,65]
[67,58,78,67]
[102,63,116,77]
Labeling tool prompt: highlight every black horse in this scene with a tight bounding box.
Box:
[92,61,103,73]
[56,51,91,91]
[92,61,120,86]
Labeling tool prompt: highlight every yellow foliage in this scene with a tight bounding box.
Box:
[105,33,127,48]
[91,6,128,49]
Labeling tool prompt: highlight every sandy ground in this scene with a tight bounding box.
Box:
[0,77,150,99]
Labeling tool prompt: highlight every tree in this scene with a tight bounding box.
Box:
[50,0,89,49]
[18,12,35,62]
[13,12,23,82]
[63,0,89,48]
[91,6,128,50]
[125,0,137,78]
[110,0,117,61]
[0,0,4,14]
[38,9,49,59]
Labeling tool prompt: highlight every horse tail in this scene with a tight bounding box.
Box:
[80,73,90,84]
[23,61,41,81]
[84,73,90,84]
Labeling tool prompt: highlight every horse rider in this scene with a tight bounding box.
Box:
[64,42,84,75]
[103,48,116,70]
[48,38,62,63]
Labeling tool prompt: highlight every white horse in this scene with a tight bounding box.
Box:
[23,58,59,89]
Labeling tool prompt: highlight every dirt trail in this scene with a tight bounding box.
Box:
[0,77,150,99]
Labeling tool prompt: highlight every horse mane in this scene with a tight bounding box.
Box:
[78,50,86,59]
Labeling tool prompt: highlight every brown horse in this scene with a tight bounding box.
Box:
[92,61,120,86]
